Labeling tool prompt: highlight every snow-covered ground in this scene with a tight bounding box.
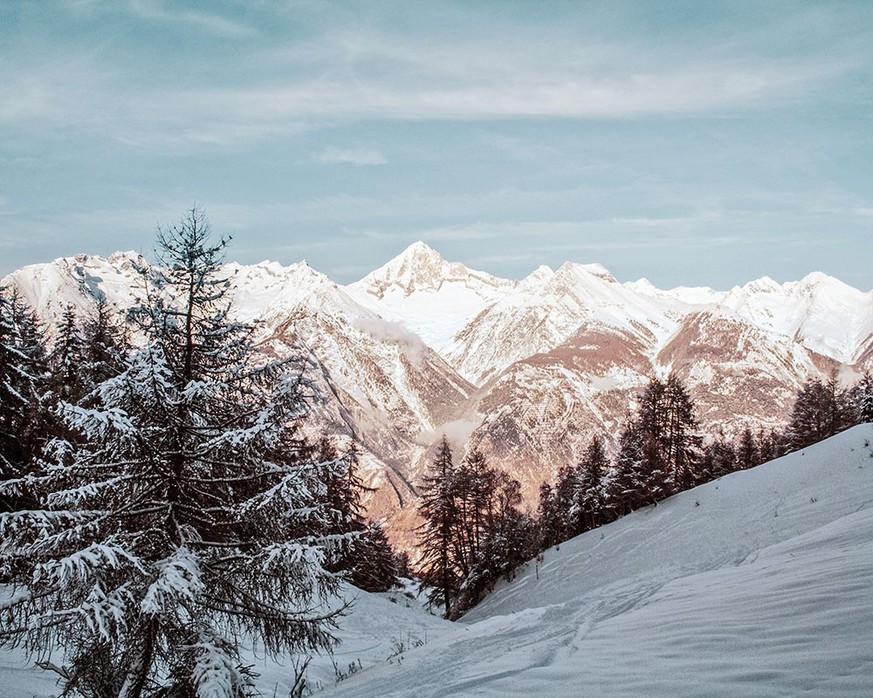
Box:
[3,424,873,696]
[323,423,873,697]
[0,582,453,697]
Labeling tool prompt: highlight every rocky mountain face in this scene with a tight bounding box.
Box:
[4,243,872,548]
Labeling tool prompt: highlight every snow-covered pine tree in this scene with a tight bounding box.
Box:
[854,372,873,424]
[786,372,854,451]
[0,288,49,513]
[47,305,89,404]
[346,522,400,593]
[317,437,364,568]
[536,481,562,550]
[0,208,347,697]
[552,464,577,541]
[662,374,701,490]
[80,297,130,396]
[571,435,607,533]
[604,422,644,518]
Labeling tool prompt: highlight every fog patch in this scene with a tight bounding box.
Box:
[417,416,483,450]
[353,316,428,366]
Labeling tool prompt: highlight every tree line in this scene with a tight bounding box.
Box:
[417,370,873,618]
[0,208,400,697]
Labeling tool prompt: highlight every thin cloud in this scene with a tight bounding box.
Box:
[1,21,857,150]
[312,147,387,166]
[128,0,256,38]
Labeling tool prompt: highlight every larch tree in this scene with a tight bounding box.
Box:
[0,207,347,697]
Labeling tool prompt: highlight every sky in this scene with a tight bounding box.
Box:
[1,0,871,290]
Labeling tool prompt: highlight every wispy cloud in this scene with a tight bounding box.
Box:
[312,146,387,166]
[128,0,256,38]
[1,12,860,151]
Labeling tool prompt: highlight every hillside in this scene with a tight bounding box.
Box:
[321,424,873,696]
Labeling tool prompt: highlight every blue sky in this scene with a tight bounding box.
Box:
[1,1,871,289]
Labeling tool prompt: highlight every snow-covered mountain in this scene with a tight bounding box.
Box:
[5,425,871,696]
[3,242,872,539]
[2,252,474,534]
[347,240,512,354]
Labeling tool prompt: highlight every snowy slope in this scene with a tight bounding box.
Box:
[1,419,871,695]
[0,583,454,698]
[317,424,873,697]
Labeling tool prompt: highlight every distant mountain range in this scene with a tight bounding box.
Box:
[5,242,872,545]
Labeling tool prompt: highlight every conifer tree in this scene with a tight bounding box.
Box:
[756,427,782,464]
[604,424,639,519]
[80,297,129,395]
[572,435,607,533]
[456,469,533,616]
[346,523,400,593]
[316,438,399,591]
[698,436,737,483]
[787,373,854,450]
[0,207,346,697]
[854,372,873,424]
[662,374,701,490]
[463,447,496,563]
[536,481,562,550]
[736,427,759,470]
[416,436,459,618]
[47,305,89,404]
[0,288,49,512]
[608,412,675,516]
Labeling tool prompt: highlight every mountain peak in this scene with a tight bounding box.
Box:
[355,241,449,296]
[401,240,442,261]
[555,261,617,283]
[351,241,512,300]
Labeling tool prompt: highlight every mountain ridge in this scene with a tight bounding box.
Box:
[3,242,871,546]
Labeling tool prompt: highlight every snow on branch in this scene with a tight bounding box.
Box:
[140,547,204,617]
